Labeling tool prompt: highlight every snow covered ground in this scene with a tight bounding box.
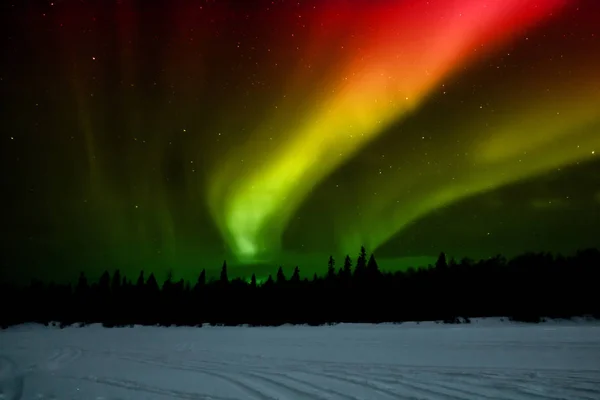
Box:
[1,318,600,399]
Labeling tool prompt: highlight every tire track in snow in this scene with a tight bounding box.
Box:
[118,350,600,400]
[191,367,280,400]
[336,369,507,400]
[172,354,398,400]
[302,370,409,399]
[92,341,600,400]
[561,384,600,400]
[174,342,195,353]
[336,364,600,400]
[391,369,555,400]
[165,355,364,400]
[114,353,279,400]
[412,376,525,400]
[239,370,341,400]
[165,354,366,400]
[314,368,523,400]
[404,369,589,400]
[117,351,365,400]
[0,356,23,400]
[508,381,580,400]
[44,346,83,371]
[255,370,362,400]
[81,375,238,400]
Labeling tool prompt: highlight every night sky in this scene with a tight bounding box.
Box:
[2,0,599,283]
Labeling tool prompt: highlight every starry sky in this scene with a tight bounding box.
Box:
[2,0,599,283]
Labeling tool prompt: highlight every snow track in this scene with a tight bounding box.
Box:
[1,319,600,399]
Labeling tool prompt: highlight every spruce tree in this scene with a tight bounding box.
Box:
[136,271,145,289]
[194,269,206,292]
[220,261,228,284]
[327,256,336,280]
[291,266,300,283]
[111,270,121,293]
[354,246,368,280]
[343,255,352,279]
[163,270,173,293]
[98,271,111,299]
[367,253,380,278]
[436,252,448,270]
[264,274,274,288]
[146,273,159,293]
[76,272,88,295]
[276,266,286,285]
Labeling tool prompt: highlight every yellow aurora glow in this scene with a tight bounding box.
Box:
[333,60,600,253]
[208,0,569,262]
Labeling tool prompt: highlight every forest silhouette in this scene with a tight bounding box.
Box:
[1,247,599,328]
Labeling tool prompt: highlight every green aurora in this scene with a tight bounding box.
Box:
[1,0,599,283]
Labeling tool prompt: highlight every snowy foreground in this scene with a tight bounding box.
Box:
[1,319,600,400]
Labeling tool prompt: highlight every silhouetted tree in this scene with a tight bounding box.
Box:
[436,252,448,270]
[449,257,457,268]
[354,246,368,280]
[136,271,145,289]
[194,269,206,293]
[220,261,228,284]
[75,272,88,295]
[291,266,300,283]
[98,270,110,293]
[163,270,174,293]
[327,256,336,280]
[147,273,159,293]
[367,253,380,278]
[3,246,600,328]
[111,270,121,292]
[263,274,274,288]
[342,255,352,281]
[276,266,286,285]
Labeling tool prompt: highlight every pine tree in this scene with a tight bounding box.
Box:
[220,260,228,284]
[136,271,145,289]
[449,257,458,268]
[436,252,448,270]
[76,272,88,295]
[163,270,173,293]
[343,255,352,279]
[98,270,111,294]
[194,269,206,292]
[354,246,367,279]
[276,266,286,285]
[291,266,300,283]
[367,253,380,278]
[327,256,336,280]
[111,270,121,293]
[250,273,257,288]
[264,274,274,288]
[146,273,159,293]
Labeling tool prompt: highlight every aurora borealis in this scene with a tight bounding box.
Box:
[2,0,599,283]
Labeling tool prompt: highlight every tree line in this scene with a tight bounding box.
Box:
[1,247,599,328]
